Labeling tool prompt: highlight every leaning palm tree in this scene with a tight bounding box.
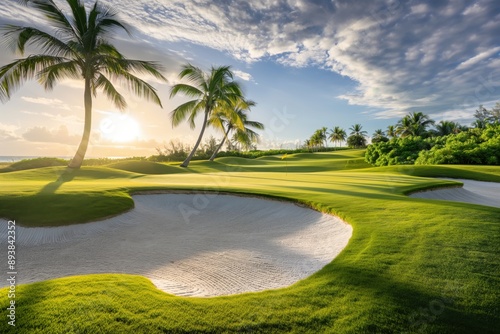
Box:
[230,119,263,152]
[0,0,166,168]
[208,99,263,161]
[170,64,243,167]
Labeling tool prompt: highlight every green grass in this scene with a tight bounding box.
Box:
[0,150,499,333]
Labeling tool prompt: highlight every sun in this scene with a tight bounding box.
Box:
[100,114,141,143]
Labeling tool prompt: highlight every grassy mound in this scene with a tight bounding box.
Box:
[0,150,499,333]
[107,160,187,175]
[0,157,67,172]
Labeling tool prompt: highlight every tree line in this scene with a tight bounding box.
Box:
[365,104,500,166]
[304,124,367,150]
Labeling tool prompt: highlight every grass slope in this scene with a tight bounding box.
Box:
[0,150,499,333]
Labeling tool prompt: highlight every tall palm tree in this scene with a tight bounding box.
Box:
[208,99,264,161]
[170,64,243,167]
[0,0,166,168]
[328,126,347,147]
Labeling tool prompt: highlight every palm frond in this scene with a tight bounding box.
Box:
[170,99,202,127]
[94,74,127,110]
[244,120,265,130]
[38,60,80,90]
[105,69,162,107]
[0,55,66,100]
[1,25,74,57]
[170,83,203,99]
[18,0,78,39]
[117,59,166,81]
[66,0,88,40]
[94,3,132,38]
[94,41,123,58]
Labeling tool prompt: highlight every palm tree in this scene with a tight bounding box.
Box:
[395,116,413,137]
[0,0,166,168]
[434,120,461,136]
[170,64,243,167]
[386,125,396,138]
[397,112,434,137]
[328,126,347,147]
[347,124,367,148]
[208,99,264,161]
[319,126,328,148]
[310,131,324,150]
[349,124,368,136]
[371,129,388,144]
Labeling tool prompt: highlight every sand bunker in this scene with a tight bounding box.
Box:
[0,194,352,297]
[409,178,500,208]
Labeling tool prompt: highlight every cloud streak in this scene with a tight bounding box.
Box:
[1,0,499,120]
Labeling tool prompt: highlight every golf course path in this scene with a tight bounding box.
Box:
[409,178,500,208]
[0,194,352,297]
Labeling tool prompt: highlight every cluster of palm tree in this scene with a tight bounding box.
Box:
[369,111,480,144]
[170,65,263,166]
[304,124,368,149]
[0,0,263,168]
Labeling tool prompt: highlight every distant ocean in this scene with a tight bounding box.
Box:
[0,156,126,163]
[0,156,69,163]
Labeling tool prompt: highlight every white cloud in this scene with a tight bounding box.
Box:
[21,96,73,111]
[233,70,253,82]
[0,123,21,141]
[456,47,500,70]
[1,0,499,121]
[22,125,80,144]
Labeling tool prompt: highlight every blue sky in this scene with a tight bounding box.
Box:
[0,0,499,157]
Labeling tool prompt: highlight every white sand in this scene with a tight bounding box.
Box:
[409,178,500,208]
[0,194,352,297]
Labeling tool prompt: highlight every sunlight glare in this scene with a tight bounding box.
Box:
[100,114,141,143]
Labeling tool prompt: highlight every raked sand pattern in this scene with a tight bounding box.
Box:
[0,194,352,297]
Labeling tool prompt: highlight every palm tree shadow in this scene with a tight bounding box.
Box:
[39,168,77,194]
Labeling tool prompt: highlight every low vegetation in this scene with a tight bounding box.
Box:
[365,104,500,166]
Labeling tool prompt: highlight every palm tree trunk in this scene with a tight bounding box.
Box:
[68,77,92,169]
[209,125,231,161]
[181,108,210,167]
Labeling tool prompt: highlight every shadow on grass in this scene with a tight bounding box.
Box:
[38,168,77,194]
[3,260,497,333]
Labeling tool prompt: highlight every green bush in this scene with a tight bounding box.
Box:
[365,125,500,166]
[415,125,500,165]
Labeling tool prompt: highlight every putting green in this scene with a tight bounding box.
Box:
[0,150,499,333]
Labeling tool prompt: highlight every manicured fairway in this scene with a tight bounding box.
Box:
[0,150,499,333]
